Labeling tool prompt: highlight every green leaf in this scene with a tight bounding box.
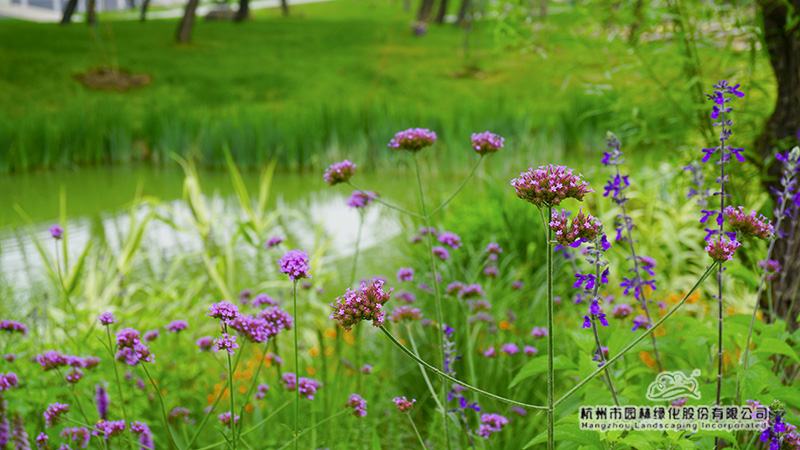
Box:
[753,338,800,364]
[525,419,603,449]
[510,355,577,388]
[620,433,654,450]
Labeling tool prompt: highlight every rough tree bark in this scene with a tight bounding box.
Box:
[176,0,200,43]
[140,0,150,21]
[756,0,800,329]
[234,0,248,21]
[60,0,78,24]
[456,0,468,25]
[434,0,447,24]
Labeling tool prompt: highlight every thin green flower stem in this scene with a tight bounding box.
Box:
[543,205,555,450]
[405,324,445,412]
[347,181,424,219]
[715,111,729,450]
[463,309,478,388]
[738,187,790,404]
[142,363,179,450]
[292,279,300,450]
[185,349,244,450]
[589,316,619,406]
[55,368,91,425]
[104,326,135,450]
[53,241,77,316]
[236,341,270,441]
[350,212,364,286]
[276,410,348,450]
[615,163,663,372]
[195,401,294,450]
[226,351,237,450]
[426,155,484,218]
[380,325,547,410]
[412,153,451,450]
[65,417,152,450]
[407,413,428,450]
[554,262,717,409]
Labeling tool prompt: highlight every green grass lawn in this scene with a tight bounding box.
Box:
[0,0,775,172]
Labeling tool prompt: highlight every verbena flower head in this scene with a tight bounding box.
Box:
[612,304,634,318]
[0,320,27,335]
[345,394,367,417]
[254,383,269,400]
[95,385,109,420]
[49,225,64,240]
[523,346,538,356]
[706,235,741,263]
[759,260,781,280]
[207,301,239,321]
[278,249,312,280]
[65,369,85,385]
[724,206,773,240]
[389,306,423,323]
[471,131,504,155]
[143,330,159,343]
[35,351,67,371]
[476,413,509,439]
[329,279,393,330]
[35,433,48,450]
[130,422,153,450]
[360,364,372,374]
[43,404,69,428]
[432,246,449,260]
[388,128,437,152]
[392,397,415,412]
[92,421,125,439]
[510,164,593,207]
[460,284,485,299]
[549,208,603,247]
[95,312,115,326]
[265,236,283,250]
[114,328,154,366]
[500,343,519,355]
[165,320,189,333]
[0,373,18,391]
[512,280,524,290]
[395,290,416,303]
[59,427,90,448]
[323,160,356,185]
[196,336,213,351]
[280,373,322,400]
[211,334,239,355]
[396,267,414,282]
[485,243,502,254]
[251,293,277,307]
[346,190,377,209]
[530,326,547,338]
[437,232,462,249]
[169,408,193,424]
[217,412,240,428]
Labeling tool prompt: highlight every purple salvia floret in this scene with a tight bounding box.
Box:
[95,385,109,420]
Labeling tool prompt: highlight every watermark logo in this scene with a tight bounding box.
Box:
[646,369,702,401]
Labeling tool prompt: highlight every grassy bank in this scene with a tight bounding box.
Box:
[0,0,773,172]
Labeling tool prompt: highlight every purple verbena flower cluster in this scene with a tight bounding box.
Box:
[346,190,378,209]
[0,320,27,335]
[329,279,393,330]
[392,397,415,412]
[476,413,509,439]
[510,164,593,207]
[43,403,69,428]
[549,208,602,247]
[278,249,312,280]
[217,412,240,428]
[705,235,741,263]
[59,427,90,448]
[115,329,154,366]
[724,206,773,240]
[470,131,504,155]
[280,373,322,400]
[165,320,189,333]
[344,393,367,417]
[0,373,18,392]
[387,128,437,152]
[389,306,423,323]
[323,160,356,185]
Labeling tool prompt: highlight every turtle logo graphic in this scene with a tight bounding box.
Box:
[646,369,702,402]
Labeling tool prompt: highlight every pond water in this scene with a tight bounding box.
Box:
[0,165,482,292]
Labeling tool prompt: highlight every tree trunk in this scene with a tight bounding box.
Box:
[176,0,200,43]
[756,0,800,329]
[434,0,447,24]
[60,0,78,24]
[87,0,96,25]
[234,0,248,21]
[539,0,546,19]
[140,0,150,21]
[280,0,288,17]
[417,0,434,22]
[455,0,468,25]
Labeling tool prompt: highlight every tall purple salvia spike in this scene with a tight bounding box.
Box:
[603,132,662,371]
[0,395,10,448]
[11,412,30,450]
[701,80,744,450]
[95,385,109,421]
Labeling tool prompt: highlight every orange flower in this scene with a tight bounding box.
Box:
[499,320,513,331]
[324,328,337,339]
[245,403,254,413]
[306,367,317,375]
[639,351,656,367]
[238,384,247,394]
[310,348,320,357]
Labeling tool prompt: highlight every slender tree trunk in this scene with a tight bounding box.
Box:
[87,0,96,25]
[280,0,288,17]
[234,0,248,21]
[456,0,468,24]
[139,0,150,21]
[434,0,447,23]
[176,0,200,43]
[539,0,546,19]
[60,0,78,24]
[756,0,800,329]
[417,0,434,22]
